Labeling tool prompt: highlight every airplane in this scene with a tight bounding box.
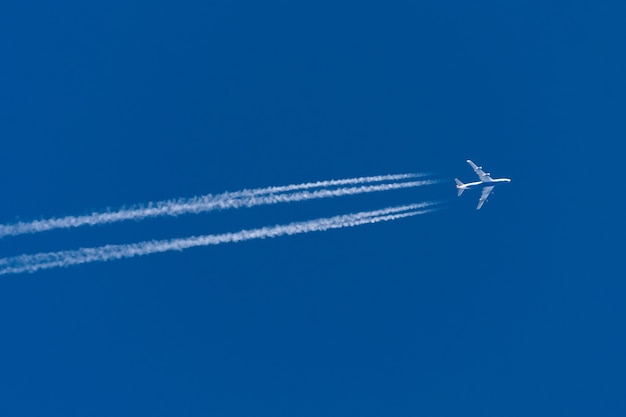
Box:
[455,160,511,210]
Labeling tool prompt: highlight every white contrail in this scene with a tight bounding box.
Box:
[0,202,440,275]
[0,174,439,239]
[227,172,430,195]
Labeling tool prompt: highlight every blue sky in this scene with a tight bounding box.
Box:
[0,1,624,415]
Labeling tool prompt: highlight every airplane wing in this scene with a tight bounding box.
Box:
[467,160,493,182]
[476,186,494,210]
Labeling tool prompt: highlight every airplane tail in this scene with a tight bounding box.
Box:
[454,178,465,196]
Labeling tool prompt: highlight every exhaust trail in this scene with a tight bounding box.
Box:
[0,202,441,276]
[227,172,429,195]
[0,174,440,239]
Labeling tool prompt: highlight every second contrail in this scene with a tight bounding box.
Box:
[0,202,440,275]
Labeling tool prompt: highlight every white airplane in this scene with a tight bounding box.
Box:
[455,160,511,210]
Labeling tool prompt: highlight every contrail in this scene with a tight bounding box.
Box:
[225,172,429,195]
[0,202,440,275]
[0,174,440,239]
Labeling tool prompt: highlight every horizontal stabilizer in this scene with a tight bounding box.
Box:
[454,178,465,196]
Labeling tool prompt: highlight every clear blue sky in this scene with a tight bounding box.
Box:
[1,1,624,416]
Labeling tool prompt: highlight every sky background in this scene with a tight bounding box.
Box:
[0,1,624,416]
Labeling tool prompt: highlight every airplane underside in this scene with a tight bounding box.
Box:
[456,160,511,209]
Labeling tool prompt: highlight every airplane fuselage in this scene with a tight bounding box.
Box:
[457,177,511,190]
